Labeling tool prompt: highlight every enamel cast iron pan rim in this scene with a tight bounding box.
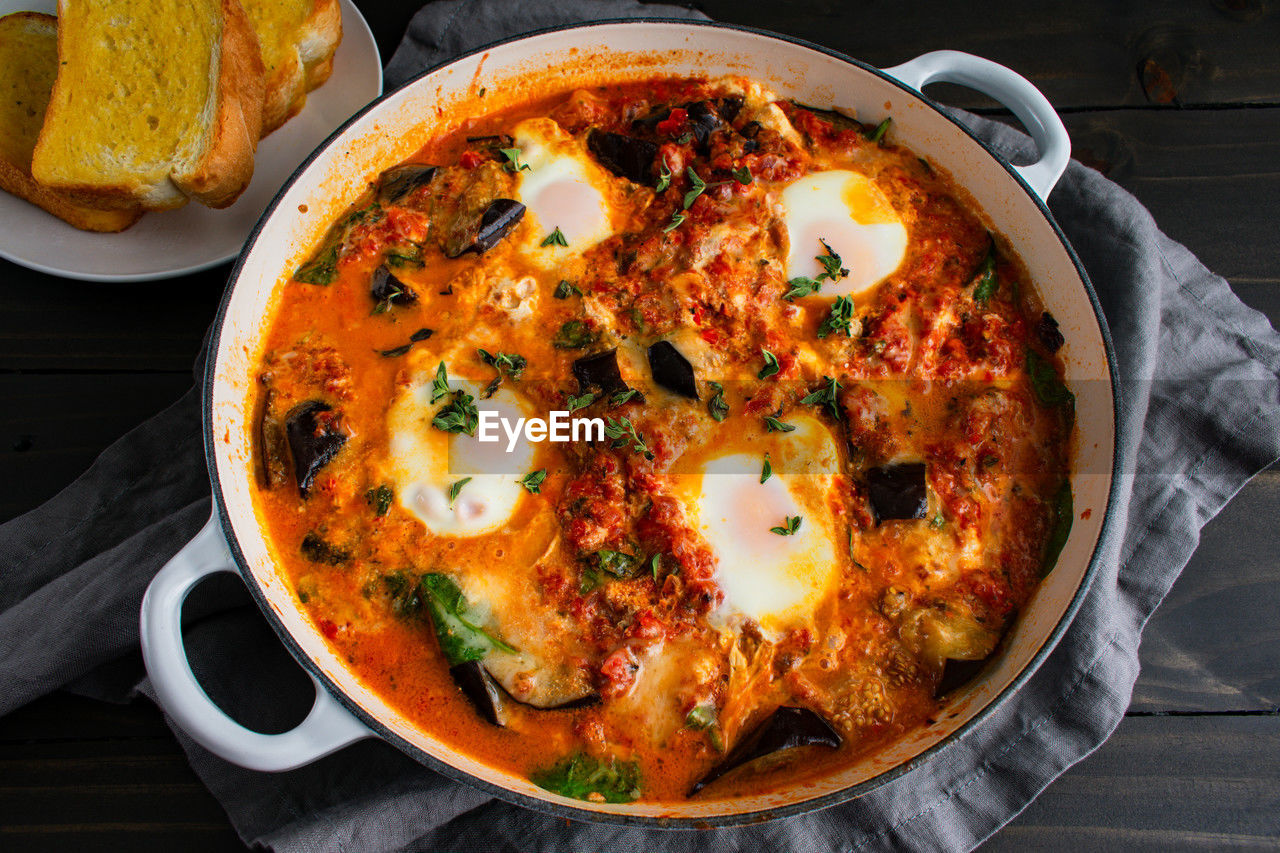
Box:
[203,18,1123,829]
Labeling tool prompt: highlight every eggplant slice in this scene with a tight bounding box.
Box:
[445,198,526,257]
[935,655,993,698]
[285,400,347,497]
[449,660,599,728]
[370,265,418,308]
[692,706,842,794]
[572,349,632,397]
[866,462,928,522]
[587,130,658,185]
[647,340,699,399]
[449,661,509,727]
[376,164,437,204]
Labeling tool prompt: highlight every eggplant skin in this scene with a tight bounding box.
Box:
[572,348,630,396]
[691,707,841,794]
[376,164,437,204]
[370,265,418,307]
[450,661,508,727]
[866,462,928,522]
[450,660,600,726]
[285,400,348,497]
[474,199,526,253]
[647,340,699,399]
[587,130,658,185]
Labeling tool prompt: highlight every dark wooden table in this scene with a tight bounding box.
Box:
[2,1,1277,850]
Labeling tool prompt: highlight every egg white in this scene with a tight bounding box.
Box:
[781,170,908,297]
[510,117,616,269]
[382,370,537,537]
[674,414,843,635]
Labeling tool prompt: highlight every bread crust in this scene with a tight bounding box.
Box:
[0,12,143,230]
[176,0,265,208]
[259,0,341,136]
[32,0,265,212]
[0,156,143,232]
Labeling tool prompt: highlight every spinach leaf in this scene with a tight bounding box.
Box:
[419,572,515,666]
[300,532,347,565]
[972,239,998,303]
[531,753,642,803]
[365,485,393,517]
[553,320,597,350]
[1041,480,1073,576]
[382,571,422,616]
[1026,349,1075,408]
[293,243,340,285]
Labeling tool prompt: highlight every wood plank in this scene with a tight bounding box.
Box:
[985,714,1280,850]
[699,0,1280,108]
[0,374,194,523]
[0,736,248,852]
[0,694,171,743]
[0,263,224,373]
[1061,109,1280,284]
[1130,470,1280,713]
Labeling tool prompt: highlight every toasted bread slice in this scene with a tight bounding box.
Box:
[244,0,342,136]
[0,12,142,231]
[31,0,266,211]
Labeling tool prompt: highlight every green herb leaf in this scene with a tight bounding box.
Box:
[758,348,780,379]
[816,239,849,281]
[410,328,433,343]
[567,391,596,413]
[770,515,802,536]
[447,477,472,505]
[764,414,796,433]
[531,753,641,804]
[784,240,848,300]
[478,348,527,381]
[365,485,393,517]
[541,226,569,248]
[800,375,843,419]
[732,165,753,185]
[650,553,662,580]
[379,343,412,358]
[593,549,639,579]
[683,167,707,210]
[432,390,479,436]
[663,211,687,233]
[419,572,516,665]
[382,571,421,616]
[818,295,856,338]
[430,361,451,404]
[499,147,531,172]
[972,239,998,303]
[929,513,946,529]
[867,116,892,144]
[1042,480,1073,576]
[294,243,340,285]
[760,455,772,483]
[610,388,639,406]
[707,381,729,422]
[684,702,725,749]
[554,279,582,299]
[384,244,424,269]
[519,469,547,494]
[655,161,672,193]
[579,565,605,594]
[783,276,822,300]
[676,130,694,145]
[300,532,348,565]
[553,320,597,350]
[603,416,653,459]
[1026,349,1075,408]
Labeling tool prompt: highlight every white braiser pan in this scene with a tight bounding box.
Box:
[140,21,1120,826]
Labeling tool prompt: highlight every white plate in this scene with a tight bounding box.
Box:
[0,0,382,282]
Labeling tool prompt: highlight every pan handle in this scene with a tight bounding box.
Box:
[882,50,1070,202]
[140,512,373,771]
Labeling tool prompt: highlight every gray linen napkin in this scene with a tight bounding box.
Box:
[2,1,1279,850]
